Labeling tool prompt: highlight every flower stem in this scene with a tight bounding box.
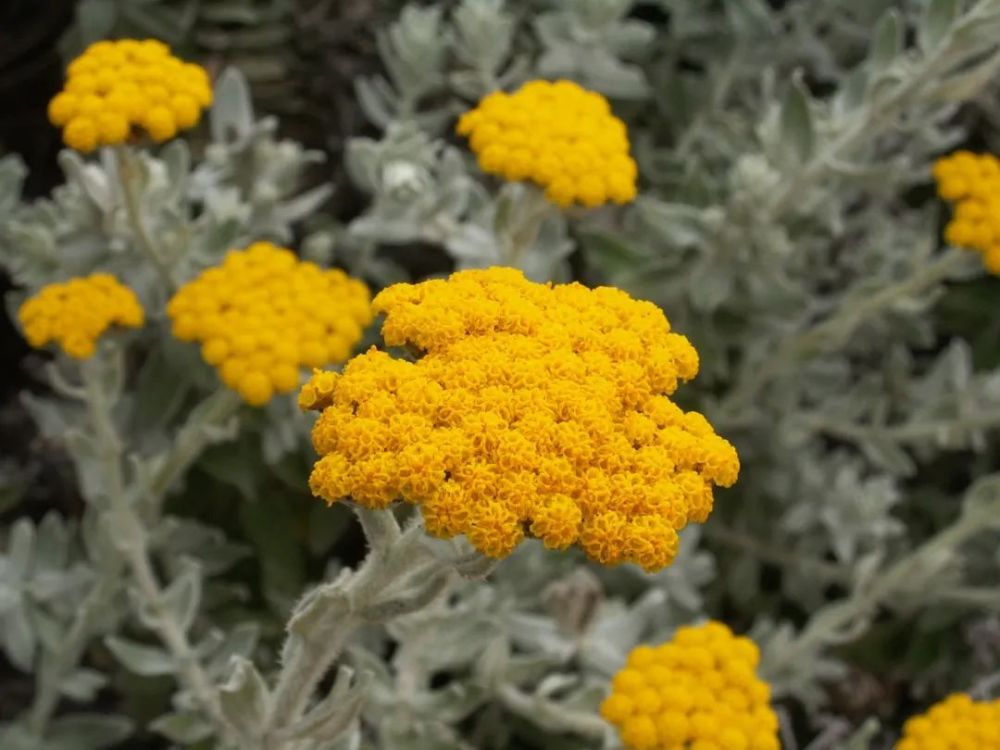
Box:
[502,184,556,270]
[115,144,179,290]
[25,368,238,740]
[497,684,609,739]
[77,353,236,743]
[261,507,477,749]
[148,388,242,505]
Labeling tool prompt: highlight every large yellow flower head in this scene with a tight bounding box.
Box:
[48,39,213,153]
[456,80,638,209]
[601,622,779,750]
[18,273,144,359]
[301,267,738,570]
[933,151,1000,274]
[167,242,372,406]
[895,693,1000,750]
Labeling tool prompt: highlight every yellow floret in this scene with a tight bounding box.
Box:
[144,106,177,142]
[603,623,779,750]
[50,38,212,151]
[47,93,78,126]
[302,267,738,569]
[167,243,372,407]
[457,79,638,209]
[97,112,130,144]
[64,117,99,153]
[17,274,144,358]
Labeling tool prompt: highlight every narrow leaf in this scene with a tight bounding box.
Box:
[105,636,175,676]
[60,669,109,702]
[150,711,214,744]
[869,10,902,70]
[210,68,255,144]
[160,560,202,634]
[2,606,37,671]
[780,73,815,163]
[920,0,960,51]
[219,657,269,732]
[7,518,35,582]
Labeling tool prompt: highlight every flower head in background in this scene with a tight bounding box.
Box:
[933,151,1000,274]
[18,274,144,359]
[168,242,372,406]
[601,621,779,750]
[456,80,638,208]
[895,693,1000,750]
[48,39,213,153]
[302,267,738,570]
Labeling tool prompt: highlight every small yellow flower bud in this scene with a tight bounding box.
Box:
[457,79,638,208]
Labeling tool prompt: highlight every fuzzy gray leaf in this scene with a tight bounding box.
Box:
[920,0,960,51]
[104,636,175,676]
[2,606,36,671]
[59,669,110,702]
[219,657,269,733]
[869,10,902,71]
[779,74,815,163]
[211,68,256,144]
[150,710,214,744]
[160,560,202,634]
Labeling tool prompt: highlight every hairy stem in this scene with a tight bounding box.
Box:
[148,388,242,504]
[262,507,472,750]
[497,684,609,739]
[501,184,555,270]
[116,145,178,290]
[119,517,232,737]
[77,354,237,743]
[25,368,237,738]
[801,409,1000,446]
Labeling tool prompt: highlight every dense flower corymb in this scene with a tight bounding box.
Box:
[933,150,1000,274]
[895,693,1000,750]
[302,267,738,570]
[48,39,212,153]
[167,242,372,406]
[601,622,779,750]
[456,80,638,209]
[18,273,144,359]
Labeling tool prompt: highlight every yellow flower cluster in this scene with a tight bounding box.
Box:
[456,80,638,209]
[933,151,1000,274]
[167,242,372,406]
[18,273,144,359]
[601,622,780,750]
[302,267,738,570]
[48,39,212,153]
[895,694,1000,750]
